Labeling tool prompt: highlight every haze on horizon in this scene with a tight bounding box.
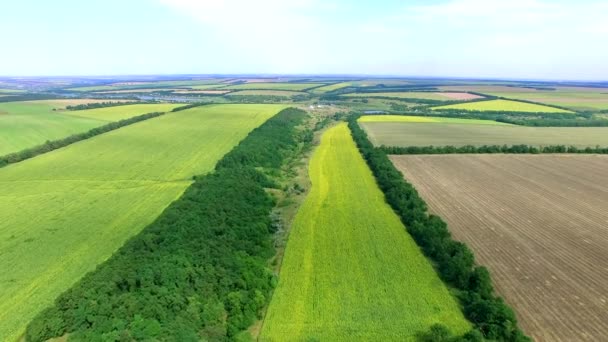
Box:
[2,0,607,81]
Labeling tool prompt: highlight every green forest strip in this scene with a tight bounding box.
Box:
[25,108,308,342]
[380,144,608,155]
[348,115,531,342]
[0,106,189,168]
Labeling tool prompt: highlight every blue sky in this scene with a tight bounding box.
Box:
[2,0,607,80]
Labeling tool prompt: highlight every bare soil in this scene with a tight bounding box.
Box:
[390,154,608,342]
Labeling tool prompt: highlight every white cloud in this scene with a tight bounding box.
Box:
[358,0,608,79]
[157,0,608,79]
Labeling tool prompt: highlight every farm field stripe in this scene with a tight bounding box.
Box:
[260,123,470,341]
[432,99,574,113]
[0,104,286,341]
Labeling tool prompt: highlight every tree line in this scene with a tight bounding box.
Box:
[348,115,530,342]
[381,144,608,155]
[65,101,151,111]
[26,108,308,342]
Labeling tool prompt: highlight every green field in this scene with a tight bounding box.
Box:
[310,82,353,93]
[225,90,307,97]
[221,82,323,91]
[63,103,181,121]
[361,121,608,147]
[433,99,573,113]
[439,85,608,111]
[0,104,286,341]
[260,123,470,341]
[0,101,179,156]
[359,114,510,125]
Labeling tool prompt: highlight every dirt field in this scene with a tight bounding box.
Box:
[437,92,484,100]
[390,154,608,342]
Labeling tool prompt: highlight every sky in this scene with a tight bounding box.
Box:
[1,0,607,80]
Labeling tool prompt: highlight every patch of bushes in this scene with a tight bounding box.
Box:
[348,115,530,342]
[25,108,307,342]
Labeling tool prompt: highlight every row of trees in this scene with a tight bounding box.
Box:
[381,144,608,155]
[348,115,530,342]
[65,101,150,111]
[0,111,169,168]
[26,108,308,342]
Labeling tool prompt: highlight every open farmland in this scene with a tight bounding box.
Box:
[225,89,307,97]
[361,120,608,147]
[433,99,573,113]
[310,82,354,93]
[62,103,181,121]
[0,100,166,156]
[439,85,608,111]
[345,91,484,101]
[0,104,285,341]
[260,124,470,341]
[221,82,323,91]
[66,80,222,92]
[390,154,608,341]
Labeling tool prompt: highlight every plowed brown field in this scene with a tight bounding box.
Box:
[390,154,608,342]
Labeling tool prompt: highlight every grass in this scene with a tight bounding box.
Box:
[432,99,574,113]
[260,123,470,341]
[221,82,323,91]
[225,90,307,97]
[361,122,608,147]
[0,101,180,156]
[0,104,287,341]
[359,114,510,125]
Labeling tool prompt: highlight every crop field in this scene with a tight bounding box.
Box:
[225,89,307,97]
[310,82,354,93]
[390,154,608,341]
[438,85,608,111]
[221,82,323,91]
[62,103,181,121]
[359,114,509,125]
[345,91,483,101]
[0,101,178,156]
[0,104,286,341]
[360,121,608,147]
[260,124,470,341]
[433,99,574,113]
